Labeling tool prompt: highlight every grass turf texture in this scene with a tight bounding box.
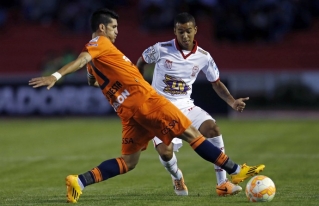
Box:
[0,117,318,205]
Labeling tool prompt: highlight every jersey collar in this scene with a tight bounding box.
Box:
[174,38,198,59]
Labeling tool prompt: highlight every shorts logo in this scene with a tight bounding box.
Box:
[164,59,173,69]
[161,120,179,135]
[191,66,199,77]
[122,138,134,144]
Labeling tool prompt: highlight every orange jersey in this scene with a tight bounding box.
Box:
[85,36,155,120]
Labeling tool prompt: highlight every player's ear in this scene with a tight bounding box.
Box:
[194,26,198,35]
[173,27,177,35]
[99,23,106,32]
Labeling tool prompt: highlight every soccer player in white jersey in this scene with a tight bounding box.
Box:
[136,12,255,196]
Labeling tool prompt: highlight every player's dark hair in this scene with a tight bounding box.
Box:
[90,8,119,32]
[174,12,196,27]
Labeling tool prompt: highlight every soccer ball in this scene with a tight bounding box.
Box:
[245,175,276,202]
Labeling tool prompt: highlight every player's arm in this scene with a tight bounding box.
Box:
[87,63,99,87]
[88,79,99,87]
[136,57,148,75]
[212,80,249,112]
[29,52,92,90]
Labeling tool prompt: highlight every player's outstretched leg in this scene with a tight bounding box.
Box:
[171,168,188,196]
[230,163,265,184]
[157,142,188,196]
[65,157,129,203]
[188,135,265,183]
[216,180,242,196]
[66,175,83,203]
[208,135,242,196]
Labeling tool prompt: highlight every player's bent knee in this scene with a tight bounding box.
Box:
[178,125,202,143]
[121,152,140,171]
[199,120,221,138]
[156,143,173,161]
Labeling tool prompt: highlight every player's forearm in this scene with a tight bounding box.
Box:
[56,52,92,77]
[88,78,99,87]
[136,57,146,75]
[58,57,88,76]
[212,81,236,106]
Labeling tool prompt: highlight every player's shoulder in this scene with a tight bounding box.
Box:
[196,45,211,56]
[89,36,112,44]
[155,39,174,48]
[158,40,174,48]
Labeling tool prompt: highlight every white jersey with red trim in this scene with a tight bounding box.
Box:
[142,39,219,109]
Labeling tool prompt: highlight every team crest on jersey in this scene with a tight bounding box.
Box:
[191,66,199,77]
[163,74,190,95]
[144,46,157,62]
[164,59,173,69]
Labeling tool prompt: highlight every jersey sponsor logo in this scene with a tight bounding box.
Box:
[198,48,207,55]
[191,66,199,77]
[163,74,190,95]
[105,81,123,101]
[161,120,179,135]
[112,89,130,111]
[160,43,172,47]
[164,59,173,69]
[143,46,157,63]
[122,138,134,144]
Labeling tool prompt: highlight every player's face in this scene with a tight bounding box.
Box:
[174,22,197,51]
[103,18,118,43]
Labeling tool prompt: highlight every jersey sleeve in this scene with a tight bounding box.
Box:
[141,43,160,64]
[202,55,220,82]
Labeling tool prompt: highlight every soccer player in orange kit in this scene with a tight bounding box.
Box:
[29,8,265,203]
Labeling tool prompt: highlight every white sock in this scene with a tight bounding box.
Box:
[78,178,85,190]
[208,135,227,185]
[159,152,182,180]
[231,165,241,175]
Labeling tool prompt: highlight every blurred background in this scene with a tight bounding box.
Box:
[0,0,319,119]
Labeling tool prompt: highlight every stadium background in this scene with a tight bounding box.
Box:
[1,1,319,205]
[0,0,319,118]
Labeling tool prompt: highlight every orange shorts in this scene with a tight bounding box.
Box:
[121,94,192,155]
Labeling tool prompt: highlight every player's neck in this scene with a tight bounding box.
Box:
[180,44,194,51]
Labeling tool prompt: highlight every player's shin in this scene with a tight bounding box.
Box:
[159,152,182,179]
[208,135,227,185]
[78,157,128,188]
[190,135,239,174]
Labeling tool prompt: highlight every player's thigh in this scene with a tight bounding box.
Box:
[134,96,191,146]
[122,118,154,155]
[186,106,215,129]
[153,137,182,152]
[187,106,220,137]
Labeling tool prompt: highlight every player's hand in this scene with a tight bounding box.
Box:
[28,76,57,90]
[232,97,249,112]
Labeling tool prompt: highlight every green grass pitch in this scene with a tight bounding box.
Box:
[0,117,319,205]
